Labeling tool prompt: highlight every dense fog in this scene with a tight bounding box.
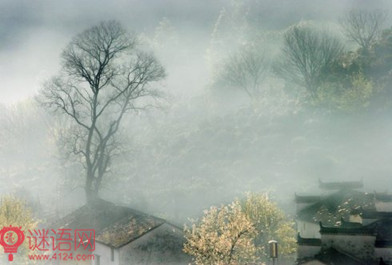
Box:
[1,0,392,229]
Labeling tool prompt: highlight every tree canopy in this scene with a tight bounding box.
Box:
[278,25,345,100]
[341,9,387,52]
[184,200,257,265]
[184,193,296,264]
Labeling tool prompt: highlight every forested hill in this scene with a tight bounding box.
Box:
[109,106,392,223]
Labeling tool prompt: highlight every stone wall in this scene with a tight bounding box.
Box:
[321,234,375,260]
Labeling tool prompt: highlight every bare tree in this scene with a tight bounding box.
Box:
[215,47,268,99]
[341,9,387,52]
[278,25,344,99]
[38,21,165,202]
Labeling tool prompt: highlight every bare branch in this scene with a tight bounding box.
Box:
[277,25,344,99]
[340,9,387,51]
[215,47,269,99]
[37,21,165,202]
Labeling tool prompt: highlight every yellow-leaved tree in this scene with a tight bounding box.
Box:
[241,193,296,262]
[184,200,257,265]
[316,73,373,112]
[184,193,296,265]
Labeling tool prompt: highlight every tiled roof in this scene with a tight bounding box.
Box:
[51,199,165,248]
[319,222,375,236]
[96,213,165,248]
[297,189,374,223]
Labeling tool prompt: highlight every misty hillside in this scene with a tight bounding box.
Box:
[103,105,392,224]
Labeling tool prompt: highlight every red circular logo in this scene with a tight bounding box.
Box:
[0,226,25,261]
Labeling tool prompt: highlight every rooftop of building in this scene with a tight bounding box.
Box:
[51,198,168,248]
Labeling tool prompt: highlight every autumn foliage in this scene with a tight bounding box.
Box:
[184,193,296,264]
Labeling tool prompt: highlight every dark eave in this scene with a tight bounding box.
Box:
[319,222,375,236]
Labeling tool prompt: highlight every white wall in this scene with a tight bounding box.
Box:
[375,247,392,263]
[375,201,392,212]
[91,242,120,265]
[348,214,362,223]
[297,220,321,238]
[321,234,375,260]
[297,245,321,260]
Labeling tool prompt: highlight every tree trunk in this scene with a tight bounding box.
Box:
[85,186,99,204]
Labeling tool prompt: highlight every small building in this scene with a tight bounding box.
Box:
[51,199,190,265]
[295,180,392,265]
[295,187,373,239]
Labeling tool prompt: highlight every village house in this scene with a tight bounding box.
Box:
[295,180,392,265]
[51,199,190,265]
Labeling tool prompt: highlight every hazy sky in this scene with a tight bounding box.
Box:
[0,0,222,104]
[1,0,391,104]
